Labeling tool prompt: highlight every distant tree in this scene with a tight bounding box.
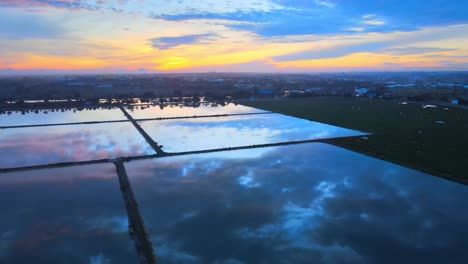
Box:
[458,98,468,105]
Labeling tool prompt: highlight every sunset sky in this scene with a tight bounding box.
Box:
[0,0,467,73]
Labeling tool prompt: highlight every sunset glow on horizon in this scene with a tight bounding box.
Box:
[1,0,467,74]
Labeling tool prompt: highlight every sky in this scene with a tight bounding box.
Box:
[0,0,467,73]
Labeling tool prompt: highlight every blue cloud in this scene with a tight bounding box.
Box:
[231,9,362,37]
[155,0,467,38]
[273,42,389,61]
[0,0,115,12]
[149,34,215,50]
[381,47,457,55]
[0,10,65,40]
[37,0,95,10]
[154,8,358,37]
[273,44,459,62]
[336,0,468,25]
[6,1,466,39]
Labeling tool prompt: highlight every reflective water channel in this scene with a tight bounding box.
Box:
[0,107,127,127]
[0,104,466,263]
[0,164,138,263]
[126,103,268,119]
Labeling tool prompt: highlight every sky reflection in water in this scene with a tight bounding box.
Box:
[0,122,154,168]
[0,108,126,127]
[127,103,268,119]
[0,164,137,264]
[140,113,366,153]
[126,143,468,264]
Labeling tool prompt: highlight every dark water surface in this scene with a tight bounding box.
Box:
[0,164,138,264]
[0,108,126,127]
[2,105,465,263]
[140,114,367,153]
[0,122,154,168]
[126,143,468,264]
[127,104,268,119]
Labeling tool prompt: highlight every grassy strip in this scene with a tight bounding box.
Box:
[242,97,468,181]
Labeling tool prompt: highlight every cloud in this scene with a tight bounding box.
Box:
[153,0,468,38]
[0,0,99,10]
[362,14,385,26]
[0,9,65,40]
[149,34,216,50]
[1,0,287,16]
[5,0,467,39]
[313,0,335,8]
[362,14,376,20]
[150,0,286,16]
[272,23,468,63]
[381,47,457,55]
[273,42,388,62]
[346,27,366,32]
[365,19,385,26]
[1,0,467,72]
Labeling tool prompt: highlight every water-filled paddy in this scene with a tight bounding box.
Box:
[0,164,138,263]
[1,104,465,263]
[0,108,126,127]
[139,113,367,153]
[126,103,268,119]
[0,122,154,168]
[125,143,468,263]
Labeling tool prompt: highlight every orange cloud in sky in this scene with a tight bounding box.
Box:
[273,51,468,71]
[151,42,311,71]
[1,5,467,73]
[8,54,110,70]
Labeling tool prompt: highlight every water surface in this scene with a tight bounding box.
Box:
[126,143,468,264]
[0,122,154,168]
[139,113,366,153]
[0,108,126,127]
[0,164,137,264]
[127,103,268,119]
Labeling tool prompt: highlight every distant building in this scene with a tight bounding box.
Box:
[96,84,113,89]
[288,90,305,96]
[258,89,274,95]
[305,88,323,94]
[354,88,369,97]
[209,79,225,84]
[431,83,456,88]
[423,105,438,109]
[283,90,305,97]
[305,88,322,92]
[67,82,85,86]
[387,84,415,88]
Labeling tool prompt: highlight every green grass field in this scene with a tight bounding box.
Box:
[242,97,468,183]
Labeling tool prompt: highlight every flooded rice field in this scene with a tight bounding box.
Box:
[125,143,468,264]
[140,113,366,153]
[125,103,268,119]
[0,107,127,127]
[0,164,138,263]
[0,122,155,168]
[0,103,467,263]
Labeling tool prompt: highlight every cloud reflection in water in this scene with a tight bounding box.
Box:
[128,103,268,119]
[126,143,468,264]
[0,108,126,127]
[0,122,155,168]
[0,164,137,263]
[140,114,367,153]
